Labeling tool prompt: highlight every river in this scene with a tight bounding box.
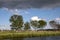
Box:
[1,36,60,40]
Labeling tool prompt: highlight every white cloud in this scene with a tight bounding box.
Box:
[55,18,60,24]
[3,7,9,11]
[55,18,60,21]
[0,25,11,30]
[9,9,20,15]
[31,16,45,21]
[19,10,30,15]
[9,9,30,15]
[15,9,18,12]
[2,8,30,15]
[31,16,39,21]
[4,8,20,15]
[13,13,19,15]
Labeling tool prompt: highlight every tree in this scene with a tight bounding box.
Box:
[9,15,24,30]
[24,22,30,30]
[38,20,47,28]
[30,20,38,27]
[49,20,60,29]
[30,20,47,29]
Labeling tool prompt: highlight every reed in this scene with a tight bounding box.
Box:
[0,31,60,39]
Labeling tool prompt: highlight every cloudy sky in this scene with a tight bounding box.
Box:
[0,0,60,30]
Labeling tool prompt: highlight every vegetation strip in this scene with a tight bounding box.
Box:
[0,31,60,39]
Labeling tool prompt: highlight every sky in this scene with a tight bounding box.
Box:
[0,7,60,30]
[0,0,60,30]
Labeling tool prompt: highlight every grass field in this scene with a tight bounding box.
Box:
[0,31,60,39]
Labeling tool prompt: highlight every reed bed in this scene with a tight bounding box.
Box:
[0,31,60,39]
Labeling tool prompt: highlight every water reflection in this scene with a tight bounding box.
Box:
[1,36,60,40]
[0,38,23,40]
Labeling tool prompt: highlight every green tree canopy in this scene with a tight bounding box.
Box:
[24,22,30,30]
[49,20,60,29]
[30,20,47,28]
[10,15,24,30]
[38,20,47,28]
[30,20,38,27]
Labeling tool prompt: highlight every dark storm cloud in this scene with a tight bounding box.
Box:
[0,0,60,9]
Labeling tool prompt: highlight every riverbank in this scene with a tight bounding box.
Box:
[0,31,60,39]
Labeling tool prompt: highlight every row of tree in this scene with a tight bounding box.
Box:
[9,15,60,31]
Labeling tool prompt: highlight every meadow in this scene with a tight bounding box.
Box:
[0,30,60,39]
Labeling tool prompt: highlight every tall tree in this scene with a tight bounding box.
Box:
[38,20,47,28]
[49,20,60,29]
[10,15,24,30]
[24,22,30,30]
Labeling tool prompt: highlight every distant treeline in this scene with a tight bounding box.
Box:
[0,29,60,31]
[37,29,60,31]
[9,15,60,31]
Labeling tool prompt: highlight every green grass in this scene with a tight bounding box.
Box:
[0,31,60,39]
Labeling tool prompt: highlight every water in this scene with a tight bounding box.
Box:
[1,36,60,40]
